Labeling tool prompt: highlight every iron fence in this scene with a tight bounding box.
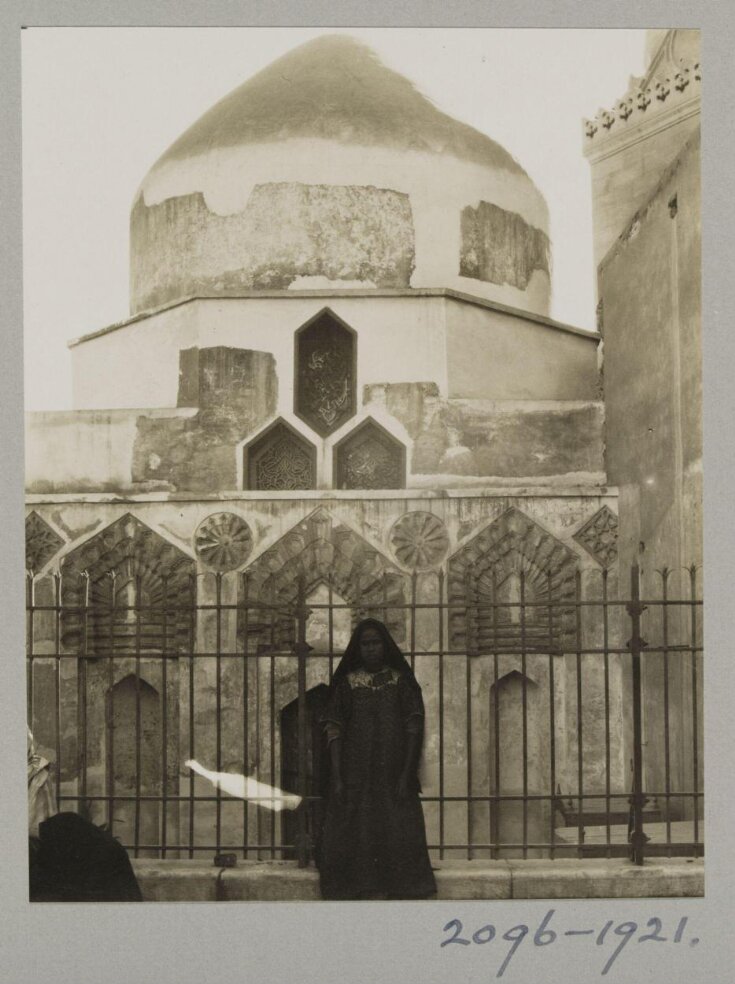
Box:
[26,563,703,867]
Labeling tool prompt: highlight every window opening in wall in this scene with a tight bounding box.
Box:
[294,309,357,437]
[333,418,405,490]
[244,419,317,491]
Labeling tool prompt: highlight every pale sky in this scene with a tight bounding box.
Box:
[22,27,646,411]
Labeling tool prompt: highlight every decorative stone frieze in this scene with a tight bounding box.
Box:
[60,514,196,655]
[240,507,406,647]
[448,507,578,655]
[573,506,618,568]
[582,56,700,145]
[25,511,64,573]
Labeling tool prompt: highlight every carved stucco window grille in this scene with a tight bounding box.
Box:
[244,419,317,491]
[59,514,196,656]
[333,418,406,490]
[294,309,357,437]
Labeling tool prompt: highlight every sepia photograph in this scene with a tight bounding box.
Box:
[21,26,703,910]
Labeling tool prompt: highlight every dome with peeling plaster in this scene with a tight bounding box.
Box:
[131,34,551,316]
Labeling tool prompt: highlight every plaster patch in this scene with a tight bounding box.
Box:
[132,182,415,311]
[460,201,551,290]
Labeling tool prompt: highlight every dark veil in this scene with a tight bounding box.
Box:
[331,618,421,692]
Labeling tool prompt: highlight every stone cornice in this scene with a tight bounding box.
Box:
[582,57,700,160]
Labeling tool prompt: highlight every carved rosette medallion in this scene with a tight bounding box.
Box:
[573,506,618,568]
[195,512,253,571]
[390,512,449,570]
[26,511,64,573]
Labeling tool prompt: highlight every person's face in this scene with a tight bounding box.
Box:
[359,626,385,672]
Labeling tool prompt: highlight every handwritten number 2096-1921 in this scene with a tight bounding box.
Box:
[440,913,695,976]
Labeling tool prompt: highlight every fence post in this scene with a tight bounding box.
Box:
[294,576,312,868]
[627,564,649,865]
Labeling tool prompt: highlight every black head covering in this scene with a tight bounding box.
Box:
[332,618,420,691]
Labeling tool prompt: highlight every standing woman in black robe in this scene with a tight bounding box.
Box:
[317,618,437,900]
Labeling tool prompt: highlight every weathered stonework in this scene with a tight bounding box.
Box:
[334,419,406,490]
[460,201,550,290]
[389,511,449,571]
[364,382,605,481]
[26,511,65,573]
[131,183,416,312]
[131,347,278,493]
[448,507,579,655]
[194,512,253,571]
[240,506,407,646]
[59,514,196,656]
[245,420,317,491]
[573,505,618,568]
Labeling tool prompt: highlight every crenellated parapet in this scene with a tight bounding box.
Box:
[583,57,700,147]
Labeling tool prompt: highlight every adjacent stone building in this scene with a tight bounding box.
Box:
[583,29,702,813]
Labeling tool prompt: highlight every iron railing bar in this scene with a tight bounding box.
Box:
[690,566,700,857]
[187,574,196,859]
[242,575,250,860]
[602,568,611,858]
[464,569,473,860]
[134,574,143,858]
[662,569,672,854]
[161,575,169,860]
[78,573,90,816]
[547,570,556,860]
[32,643,703,659]
[28,597,703,615]
[437,569,445,860]
[215,573,223,853]
[491,572,500,860]
[53,573,62,808]
[26,574,34,727]
[575,571,584,858]
[521,570,529,859]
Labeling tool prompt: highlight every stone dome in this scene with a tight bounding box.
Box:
[131,35,551,315]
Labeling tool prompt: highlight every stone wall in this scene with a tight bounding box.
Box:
[70,294,599,413]
[598,130,702,809]
[26,394,605,494]
[26,490,625,859]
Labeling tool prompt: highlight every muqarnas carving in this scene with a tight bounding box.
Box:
[334,419,405,490]
[239,507,407,648]
[449,508,578,655]
[245,420,317,491]
[194,512,253,571]
[573,506,618,568]
[26,511,64,573]
[390,511,449,571]
[460,201,550,291]
[295,309,356,437]
[60,514,195,656]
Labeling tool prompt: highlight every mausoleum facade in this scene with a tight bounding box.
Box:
[25,35,644,862]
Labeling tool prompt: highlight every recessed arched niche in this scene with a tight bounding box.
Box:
[333,418,406,490]
[294,309,357,437]
[244,419,317,491]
